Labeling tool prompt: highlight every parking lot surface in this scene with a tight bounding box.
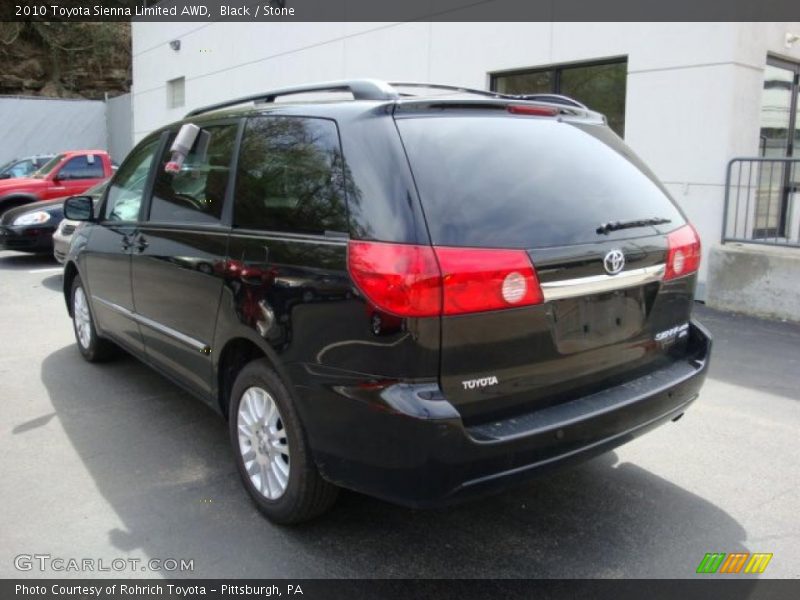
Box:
[1,250,798,578]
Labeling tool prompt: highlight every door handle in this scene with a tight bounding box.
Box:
[135,236,148,252]
[121,234,133,251]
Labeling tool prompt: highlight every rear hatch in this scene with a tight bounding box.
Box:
[395,106,699,423]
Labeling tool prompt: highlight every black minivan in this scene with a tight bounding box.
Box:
[62,80,711,524]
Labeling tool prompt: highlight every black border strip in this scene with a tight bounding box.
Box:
[4,579,800,600]
[2,0,800,22]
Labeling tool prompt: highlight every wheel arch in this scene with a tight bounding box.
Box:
[63,260,80,317]
[0,193,39,214]
[215,335,294,420]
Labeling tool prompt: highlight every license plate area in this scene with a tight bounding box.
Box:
[552,287,646,353]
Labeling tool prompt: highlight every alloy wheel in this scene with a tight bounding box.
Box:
[237,386,290,500]
[73,286,92,349]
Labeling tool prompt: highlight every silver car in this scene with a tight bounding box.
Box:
[53,181,108,264]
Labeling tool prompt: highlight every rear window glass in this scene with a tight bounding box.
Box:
[59,155,105,179]
[396,116,684,248]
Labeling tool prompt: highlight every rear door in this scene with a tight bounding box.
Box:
[224,115,356,371]
[130,121,239,400]
[396,111,696,422]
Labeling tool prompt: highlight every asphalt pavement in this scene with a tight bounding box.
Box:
[1,250,798,578]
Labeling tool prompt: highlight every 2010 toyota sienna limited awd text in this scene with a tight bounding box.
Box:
[61,80,711,524]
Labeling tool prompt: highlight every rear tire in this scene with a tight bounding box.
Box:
[71,276,117,362]
[229,359,338,524]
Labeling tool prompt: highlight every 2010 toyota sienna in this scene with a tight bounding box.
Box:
[61,80,712,523]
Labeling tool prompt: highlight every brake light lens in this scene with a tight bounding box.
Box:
[347,241,543,317]
[347,241,442,317]
[507,104,559,117]
[664,224,701,280]
[434,247,542,315]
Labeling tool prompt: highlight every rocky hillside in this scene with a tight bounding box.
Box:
[0,22,131,99]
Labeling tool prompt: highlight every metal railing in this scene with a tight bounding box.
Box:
[723,157,800,248]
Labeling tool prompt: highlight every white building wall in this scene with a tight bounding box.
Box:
[131,21,800,293]
[0,97,107,165]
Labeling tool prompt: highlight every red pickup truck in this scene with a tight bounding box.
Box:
[0,150,113,215]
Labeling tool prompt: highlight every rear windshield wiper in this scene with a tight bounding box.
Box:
[596,217,671,235]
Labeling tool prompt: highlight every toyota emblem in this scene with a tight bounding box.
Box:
[603,249,625,275]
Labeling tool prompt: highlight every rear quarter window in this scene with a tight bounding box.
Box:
[234,116,348,235]
[396,115,684,248]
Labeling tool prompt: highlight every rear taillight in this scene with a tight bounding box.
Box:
[664,224,701,280]
[347,241,441,317]
[347,241,543,317]
[434,247,542,315]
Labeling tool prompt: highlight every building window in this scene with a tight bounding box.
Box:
[167,77,185,109]
[754,56,800,238]
[759,57,799,159]
[490,58,627,137]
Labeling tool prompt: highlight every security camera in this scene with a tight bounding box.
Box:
[169,39,181,51]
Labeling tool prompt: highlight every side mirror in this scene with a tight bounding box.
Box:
[63,195,94,221]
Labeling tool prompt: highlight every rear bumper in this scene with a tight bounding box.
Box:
[306,319,712,507]
[0,225,55,253]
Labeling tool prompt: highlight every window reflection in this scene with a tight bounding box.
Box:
[234,116,348,235]
[150,123,238,224]
[105,138,160,222]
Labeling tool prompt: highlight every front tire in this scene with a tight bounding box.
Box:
[229,359,338,524]
[71,276,117,362]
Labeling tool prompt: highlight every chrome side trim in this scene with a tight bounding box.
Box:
[541,264,665,302]
[92,296,210,354]
[92,296,133,317]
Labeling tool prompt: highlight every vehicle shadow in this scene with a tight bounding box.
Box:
[0,251,57,270]
[40,345,750,578]
[40,273,63,293]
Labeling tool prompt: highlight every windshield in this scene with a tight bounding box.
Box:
[396,115,685,248]
[0,159,18,175]
[33,154,65,178]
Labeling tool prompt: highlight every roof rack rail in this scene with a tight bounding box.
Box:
[184,79,588,118]
[388,82,505,99]
[185,79,399,117]
[510,94,587,109]
[390,82,586,109]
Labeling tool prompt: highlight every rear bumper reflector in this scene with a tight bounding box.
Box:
[540,264,665,301]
